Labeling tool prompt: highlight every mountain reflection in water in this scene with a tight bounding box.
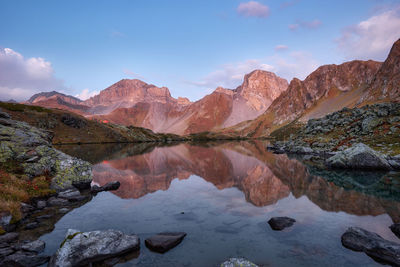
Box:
[58,141,400,222]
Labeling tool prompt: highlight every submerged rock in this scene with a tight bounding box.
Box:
[268,217,296,231]
[341,227,400,266]
[48,229,140,267]
[325,143,392,170]
[220,257,259,267]
[145,232,186,253]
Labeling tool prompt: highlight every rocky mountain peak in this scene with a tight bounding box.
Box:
[238,70,288,102]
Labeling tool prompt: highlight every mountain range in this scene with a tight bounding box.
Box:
[24,39,400,136]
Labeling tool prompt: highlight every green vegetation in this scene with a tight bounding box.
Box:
[0,102,52,113]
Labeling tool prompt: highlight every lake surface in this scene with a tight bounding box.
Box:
[44,141,400,266]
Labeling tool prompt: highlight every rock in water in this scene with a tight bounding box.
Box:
[91,181,121,194]
[21,240,45,253]
[268,217,296,231]
[145,232,186,253]
[220,258,259,267]
[48,229,140,267]
[325,143,392,170]
[1,251,50,267]
[341,227,400,266]
[390,223,400,239]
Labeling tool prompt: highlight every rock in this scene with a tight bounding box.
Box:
[145,232,186,253]
[220,257,259,267]
[35,214,52,222]
[325,143,392,170]
[268,217,296,231]
[21,240,45,253]
[20,203,35,213]
[60,114,86,129]
[0,110,11,119]
[0,232,19,243]
[0,247,14,258]
[47,197,69,207]
[48,229,140,267]
[58,208,69,213]
[91,181,120,194]
[72,180,91,190]
[36,200,46,209]
[57,189,88,202]
[390,223,400,239]
[341,227,400,266]
[0,116,92,191]
[1,251,50,267]
[24,222,39,230]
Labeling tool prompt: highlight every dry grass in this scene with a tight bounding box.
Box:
[0,169,55,223]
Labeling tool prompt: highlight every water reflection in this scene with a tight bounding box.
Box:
[58,141,400,222]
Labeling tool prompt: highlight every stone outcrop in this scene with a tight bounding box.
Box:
[0,109,92,191]
[48,229,140,267]
[325,143,392,170]
[341,227,400,266]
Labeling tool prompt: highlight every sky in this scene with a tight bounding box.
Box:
[0,0,400,102]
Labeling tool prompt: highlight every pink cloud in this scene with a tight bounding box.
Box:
[237,1,270,18]
[289,19,322,31]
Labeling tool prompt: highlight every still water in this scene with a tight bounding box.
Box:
[42,141,400,266]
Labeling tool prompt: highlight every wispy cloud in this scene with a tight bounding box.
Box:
[186,59,274,90]
[336,6,400,60]
[289,19,322,31]
[123,69,145,80]
[237,1,270,18]
[280,0,299,9]
[110,30,125,38]
[75,88,98,100]
[0,47,65,101]
[275,45,289,52]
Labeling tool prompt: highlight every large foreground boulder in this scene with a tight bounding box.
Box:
[341,227,400,265]
[48,229,140,267]
[145,232,186,253]
[0,111,92,191]
[326,143,392,170]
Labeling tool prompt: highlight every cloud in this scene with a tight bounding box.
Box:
[237,1,270,18]
[187,51,319,91]
[280,0,299,9]
[271,51,319,81]
[110,30,125,38]
[75,88,99,100]
[289,19,322,31]
[186,59,274,89]
[0,47,65,101]
[337,7,400,60]
[123,69,145,80]
[275,45,289,52]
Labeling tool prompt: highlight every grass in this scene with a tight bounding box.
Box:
[0,102,52,113]
[0,169,55,224]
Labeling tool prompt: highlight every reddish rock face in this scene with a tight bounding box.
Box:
[24,91,91,115]
[361,38,400,103]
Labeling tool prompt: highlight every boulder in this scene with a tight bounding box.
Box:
[91,181,120,194]
[341,227,400,266]
[1,251,50,267]
[145,232,186,253]
[57,189,88,202]
[21,240,45,253]
[220,258,259,267]
[36,200,46,209]
[0,232,19,243]
[268,217,296,231]
[48,229,140,267]
[325,143,392,170]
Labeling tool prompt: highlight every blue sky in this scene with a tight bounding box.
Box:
[1,0,400,101]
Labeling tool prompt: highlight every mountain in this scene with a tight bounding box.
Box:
[26,91,90,114]
[360,38,400,103]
